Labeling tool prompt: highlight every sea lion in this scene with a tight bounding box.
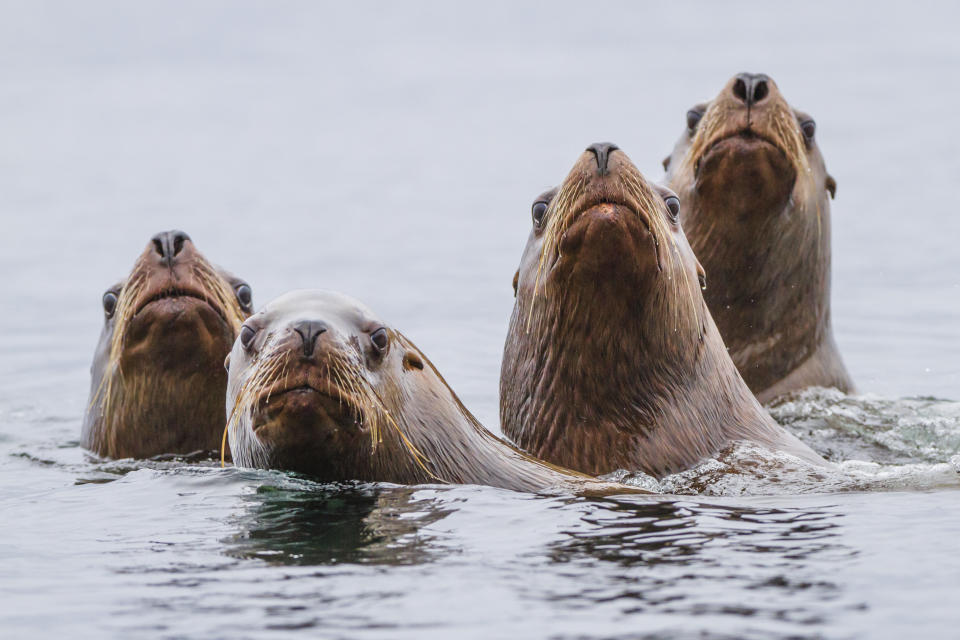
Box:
[225,289,634,494]
[500,142,825,477]
[663,73,854,403]
[82,230,253,459]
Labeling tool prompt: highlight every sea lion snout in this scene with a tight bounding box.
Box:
[137,230,210,291]
[292,320,329,357]
[732,73,771,107]
[236,315,370,455]
[586,142,619,176]
[263,319,343,370]
[125,231,239,340]
[149,230,192,268]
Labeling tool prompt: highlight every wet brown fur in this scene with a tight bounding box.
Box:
[227,291,640,495]
[664,74,853,403]
[501,146,825,477]
[82,234,250,458]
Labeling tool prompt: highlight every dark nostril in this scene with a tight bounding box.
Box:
[293,320,329,357]
[733,77,748,103]
[586,142,619,176]
[152,237,165,257]
[171,231,188,257]
[752,78,769,103]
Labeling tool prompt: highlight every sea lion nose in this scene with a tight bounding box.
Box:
[586,142,619,176]
[150,230,191,266]
[292,320,329,358]
[732,73,770,107]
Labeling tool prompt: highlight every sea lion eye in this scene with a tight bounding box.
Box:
[371,327,388,352]
[234,283,253,311]
[531,201,548,228]
[686,110,703,132]
[102,292,118,318]
[239,325,257,350]
[801,119,816,141]
[664,196,681,221]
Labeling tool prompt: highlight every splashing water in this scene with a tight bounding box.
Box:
[609,388,960,496]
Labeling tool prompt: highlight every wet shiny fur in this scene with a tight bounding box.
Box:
[664,73,853,403]
[82,231,251,458]
[501,144,825,477]
[226,290,638,494]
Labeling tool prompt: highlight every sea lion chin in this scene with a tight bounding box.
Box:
[81,230,254,459]
[664,73,853,403]
[554,202,660,282]
[501,142,827,478]
[696,133,796,216]
[225,289,640,495]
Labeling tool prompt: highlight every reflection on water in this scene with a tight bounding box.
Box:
[555,498,847,566]
[227,483,453,566]
[220,484,866,637]
[544,497,862,630]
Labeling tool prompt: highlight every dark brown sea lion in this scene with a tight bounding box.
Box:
[500,143,825,477]
[225,289,635,494]
[82,231,253,459]
[663,73,854,403]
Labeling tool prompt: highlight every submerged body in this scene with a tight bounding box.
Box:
[225,289,635,494]
[663,73,853,403]
[82,231,252,458]
[500,143,825,477]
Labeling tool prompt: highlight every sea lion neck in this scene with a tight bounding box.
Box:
[537,270,706,377]
[519,202,711,421]
[501,294,776,477]
[503,278,719,476]
[369,340,596,491]
[89,367,228,459]
[680,179,833,393]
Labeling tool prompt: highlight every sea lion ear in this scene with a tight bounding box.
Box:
[662,155,671,171]
[512,270,519,297]
[402,351,424,371]
[223,353,231,372]
[826,175,837,200]
[696,260,707,291]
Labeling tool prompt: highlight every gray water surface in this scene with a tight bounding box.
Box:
[2,2,959,638]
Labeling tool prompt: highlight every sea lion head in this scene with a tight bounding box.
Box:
[512,142,707,361]
[664,72,835,220]
[225,289,441,483]
[502,144,720,474]
[83,230,253,458]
